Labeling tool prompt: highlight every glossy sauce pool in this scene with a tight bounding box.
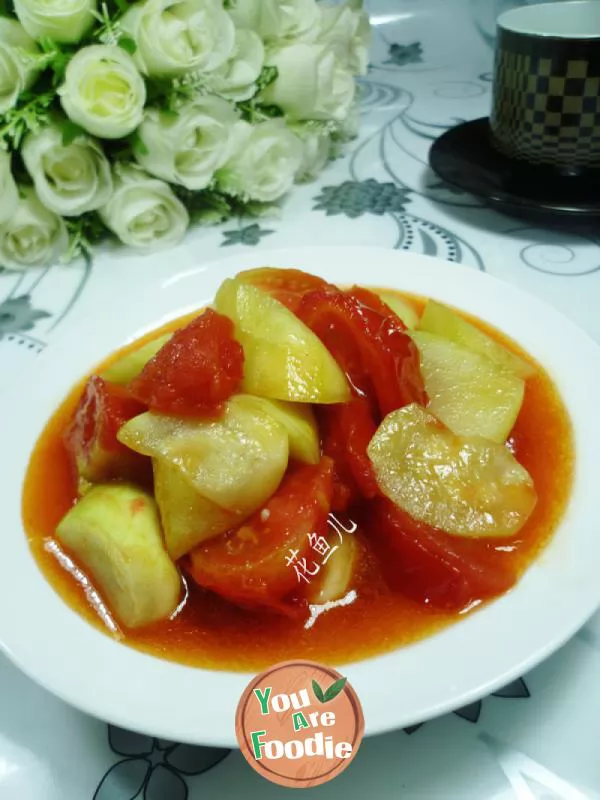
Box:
[22,294,574,672]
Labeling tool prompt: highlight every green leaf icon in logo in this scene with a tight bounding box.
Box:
[312,677,347,704]
[324,677,347,702]
[312,679,325,703]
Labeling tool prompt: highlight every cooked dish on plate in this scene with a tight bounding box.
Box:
[23,267,573,671]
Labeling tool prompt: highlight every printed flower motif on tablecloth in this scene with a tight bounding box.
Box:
[404,678,530,734]
[384,43,424,67]
[313,179,412,218]
[221,223,275,247]
[0,294,50,336]
[93,726,230,800]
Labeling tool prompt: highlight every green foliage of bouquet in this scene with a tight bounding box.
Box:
[0,0,370,269]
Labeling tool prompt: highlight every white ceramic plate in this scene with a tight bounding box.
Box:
[1,246,599,748]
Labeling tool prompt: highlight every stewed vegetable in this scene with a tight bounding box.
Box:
[419,299,535,379]
[215,278,351,403]
[118,395,290,516]
[57,485,181,629]
[410,331,525,443]
[26,266,570,664]
[367,403,537,538]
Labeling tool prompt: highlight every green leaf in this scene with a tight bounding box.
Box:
[235,66,281,122]
[128,131,149,156]
[256,65,278,93]
[0,91,55,149]
[52,56,70,85]
[312,680,325,703]
[61,120,86,146]
[64,212,109,265]
[258,103,283,119]
[236,101,283,125]
[323,677,347,703]
[234,199,279,219]
[35,37,72,84]
[176,187,233,225]
[39,36,58,54]
[93,1,131,47]
[118,36,137,55]
[144,77,171,105]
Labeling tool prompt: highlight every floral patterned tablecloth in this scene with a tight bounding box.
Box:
[2,1,600,797]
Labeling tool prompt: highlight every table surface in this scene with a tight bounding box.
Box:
[2,1,600,797]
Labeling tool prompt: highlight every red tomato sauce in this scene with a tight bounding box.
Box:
[22,294,574,672]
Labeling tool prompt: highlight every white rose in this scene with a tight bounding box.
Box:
[289,123,331,182]
[99,164,189,251]
[14,0,96,43]
[262,43,355,122]
[278,0,320,42]
[229,0,319,43]
[217,119,303,203]
[22,124,113,217]
[228,0,281,39]
[205,27,264,102]
[58,46,146,139]
[317,1,371,75]
[0,187,68,270]
[0,19,40,114]
[135,96,239,191]
[0,151,18,226]
[121,0,235,78]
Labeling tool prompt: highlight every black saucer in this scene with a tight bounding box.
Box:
[429,117,600,222]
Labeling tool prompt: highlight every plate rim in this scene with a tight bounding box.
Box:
[2,245,600,747]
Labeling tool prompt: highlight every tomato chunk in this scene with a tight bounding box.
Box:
[346,286,399,320]
[187,458,334,613]
[297,289,427,417]
[318,398,379,512]
[236,267,335,314]
[64,376,149,483]
[129,309,244,417]
[366,498,516,612]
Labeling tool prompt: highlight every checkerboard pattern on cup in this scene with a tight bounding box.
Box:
[490,29,600,169]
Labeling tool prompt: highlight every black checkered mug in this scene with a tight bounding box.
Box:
[491,0,600,172]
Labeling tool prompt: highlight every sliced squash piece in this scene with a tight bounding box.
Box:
[118,394,289,516]
[241,396,320,464]
[419,300,535,379]
[411,331,524,443]
[153,460,239,560]
[376,290,420,329]
[100,334,172,384]
[215,278,351,404]
[367,403,537,538]
[307,531,357,604]
[56,484,181,628]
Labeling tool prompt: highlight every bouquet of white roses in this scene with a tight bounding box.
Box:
[0,0,370,269]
